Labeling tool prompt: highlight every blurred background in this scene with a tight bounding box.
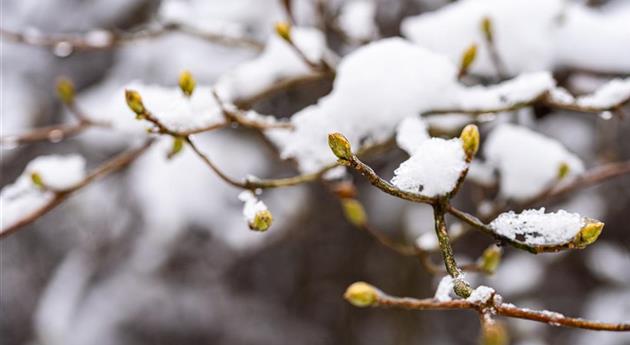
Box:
[1,1,629,344]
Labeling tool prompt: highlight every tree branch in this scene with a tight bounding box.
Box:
[0,139,154,239]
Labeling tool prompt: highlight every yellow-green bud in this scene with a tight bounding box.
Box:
[56,78,75,104]
[573,220,604,248]
[167,137,185,159]
[250,209,273,232]
[459,44,478,76]
[479,244,502,274]
[453,278,472,298]
[557,162,570,180]
[30,172,45,190]
[481,16,494,43]
[341,199,367,227]
[460,124,480,159]
[125,89,145,116]
[481,321,509,345]
[178,70,196,97]
[328,132,353,161]
[344,282,379,307]
[275,21,292,42]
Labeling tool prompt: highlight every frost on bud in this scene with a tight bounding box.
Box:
[30,172,45,190]
[341,199,367,227]
[344,282,379,307]
[328,132,353,161]
[274,21,292,42]
[459,44,478,77]
[167,137,185,159]
[56,78,75,104]
[573,220,604,248]
[481,320,509,345]
[479,244,502,274]
[125,89,145,117]
[481,16,494,43]
[239,191,273,232]
[178,70,196,97]
[460,124,480,160]
[557,162,570,180]
[250,209,273,232]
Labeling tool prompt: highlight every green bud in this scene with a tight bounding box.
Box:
[460,124,480,159]
[459,44,478,76]
[479,245,502,274]
[481,16,494,43]
[275,21,292,42]
[453,278,473,298]
[178,70,196,97]
[250,209,273,232]
[167,137,185,159]
[328,132,353,161]
[573,220,604,248]
[344,282,379,307]
[30,172,45,190]
[125,89,145,116]
[557,162,570,180]
[481,321,509,345]
[342,199,367,227]
[56,78,75,104]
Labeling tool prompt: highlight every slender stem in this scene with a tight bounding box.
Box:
[433,201,462,278]
[0,23,263,53]
[346,155,436,204]
[370,288,630,332]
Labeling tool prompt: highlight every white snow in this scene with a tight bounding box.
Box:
[89,82,225,134]
[484,123,584,200]
[84,29,113,47]
[1,155,86,231]
[266,38,460,175]
[467,285,495,304]
[401,0,561,76]
[215,27,328,102]
[434,275,454,302]
[452,72,556,111]
[401,0,630,77]
[238,190,269,225]
[575,78,630,110]
[158,0,281,39]
[391,138,467,197]
[466,160,496,187]
[489,208,585,246]
[395,116,430,155]
[338,1,378,43]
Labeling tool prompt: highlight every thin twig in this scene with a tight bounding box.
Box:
[0,23,263,54]
[370,288,630,331]
[0,139,154,239]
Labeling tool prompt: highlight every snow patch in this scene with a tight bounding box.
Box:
[489,208,585,246]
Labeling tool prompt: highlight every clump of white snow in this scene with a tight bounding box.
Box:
[434,275,455,302]
[401,0,630,77]
[1,155,86,231]
[489,208,585,246]
[467,285,495,304]
[338,1,378,43]
[452,72,556,110]
[86,82,225,135]
[266,38,460,175]
[395,116,430,155]
[238,191,269,225]
[575,78,630,110]
[215,27,328,102]
[484,123,584,200]
[391,138,467,197]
